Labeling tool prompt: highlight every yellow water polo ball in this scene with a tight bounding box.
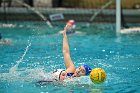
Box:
[90,68,106,84]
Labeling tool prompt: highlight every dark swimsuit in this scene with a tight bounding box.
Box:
[67,73,74,77]
[59,70,74,79]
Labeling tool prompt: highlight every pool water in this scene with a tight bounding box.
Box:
[0,22,140,93]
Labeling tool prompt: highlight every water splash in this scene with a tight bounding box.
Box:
[9,40,31,73]
[0,68,47,82]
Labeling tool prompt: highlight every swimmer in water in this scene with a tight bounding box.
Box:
[0,33,11,45]
[65,20,76,34]
[59,20,81,34]
[37,22,91,84]
[59,24,92,80]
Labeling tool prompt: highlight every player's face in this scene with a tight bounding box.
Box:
[73,66,86,77]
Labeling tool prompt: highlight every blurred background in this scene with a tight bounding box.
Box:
[0,1,140,93]
[0,0,140,23]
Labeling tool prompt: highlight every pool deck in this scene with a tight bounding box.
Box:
[0,7,140,23]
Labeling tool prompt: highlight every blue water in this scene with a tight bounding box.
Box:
[0,22,140,93]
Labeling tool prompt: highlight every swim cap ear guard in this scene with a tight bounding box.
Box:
[83,65,92,75]
[53,69,64,81]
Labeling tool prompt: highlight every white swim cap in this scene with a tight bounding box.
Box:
[67,20,76,29]
[52,69,64,81]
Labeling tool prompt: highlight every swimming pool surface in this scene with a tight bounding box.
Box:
[0,21,140,93]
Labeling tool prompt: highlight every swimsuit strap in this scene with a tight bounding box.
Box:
[67,73,74,76]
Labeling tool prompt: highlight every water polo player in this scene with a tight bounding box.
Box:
[37,21,91,84]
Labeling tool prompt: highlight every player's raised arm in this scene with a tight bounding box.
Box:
[63,24,75,73]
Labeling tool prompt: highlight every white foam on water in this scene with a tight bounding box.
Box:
[0,68,47,82]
